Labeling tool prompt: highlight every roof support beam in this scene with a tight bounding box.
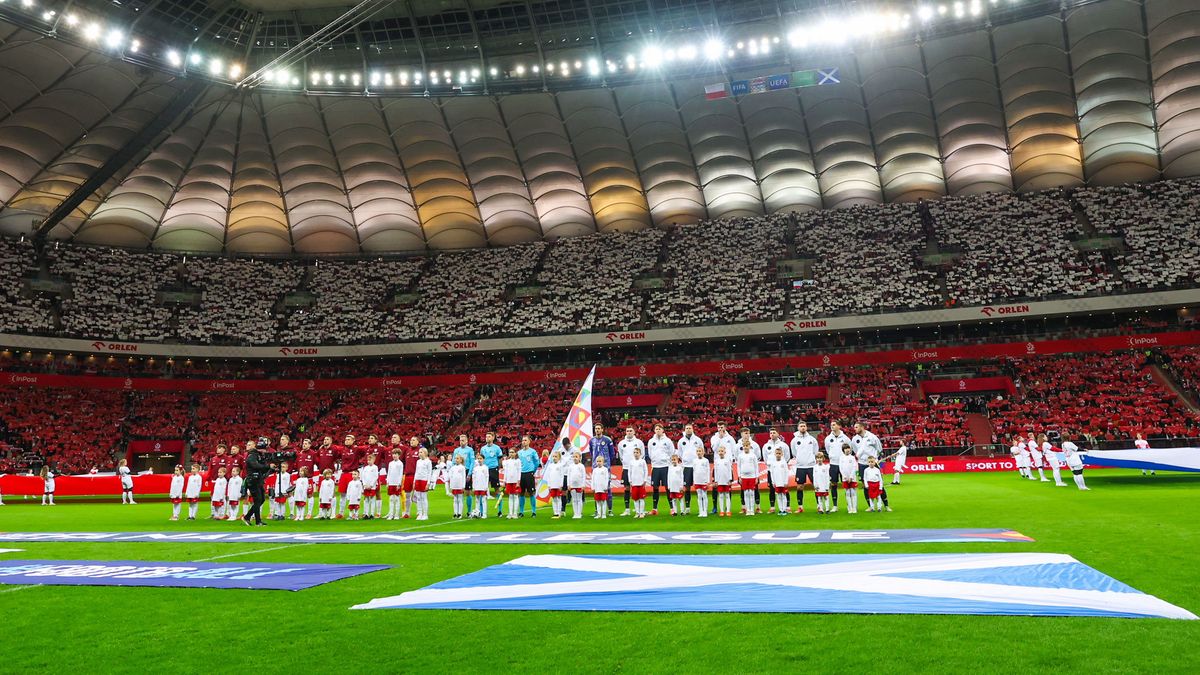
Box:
[34,79,208,241]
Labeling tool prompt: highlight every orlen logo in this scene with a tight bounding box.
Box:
[8,374,38,385]
[279,347,318,356]
[911,350,939,360]
[1128,336,1159,347]
[441,341,478,350]
[210,381,236,390]
[720,361,745,371]
[785,389,794,399]
[91,341,138,352]
[605,332,645,342]
[306,380,316,390]
[821,355,831,366]
[980,304,1030,317]
[958,379,967,390]
[783,320,827,332]
[545,371,568,380]
[468,374,477,384]
[638,365,647,376]
[1026,342,1037,354]
[625,396,633,405]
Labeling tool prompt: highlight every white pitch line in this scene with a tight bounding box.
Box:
[192,518,462,561]
[193,543,310,562]
[0,584,38,594]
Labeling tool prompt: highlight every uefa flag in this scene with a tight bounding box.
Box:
[537,365,596,505]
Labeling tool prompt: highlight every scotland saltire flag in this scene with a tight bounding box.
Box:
[538,366,596,505]
[352,553,1196,619]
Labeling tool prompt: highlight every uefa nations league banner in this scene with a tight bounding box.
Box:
[0,560,389,590]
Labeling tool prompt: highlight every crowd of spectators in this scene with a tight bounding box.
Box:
[189,391,331,460]
[0,238,52,334]
[507,229,664,335]
[792,204,940,316]
[279,258,425,344]
[6,346,1200,473]
[646,216,788,326]
[931,191,1116,306]
[48,246,179,341]
[1158,346,1200,408]
[0,388,124,473]
[306,386,474,451]
[987,352,1200,443]
[390,243,545,340]
[2,178,1198,347]
[176,258,304,345]
[1075,180,1200,290]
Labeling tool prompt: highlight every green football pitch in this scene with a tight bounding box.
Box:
[0,470,1197,674]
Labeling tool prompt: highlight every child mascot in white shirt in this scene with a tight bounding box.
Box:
[592,456,612,519]
[413,450,434,521]
[627,448,649,519]
[813,452,831,514]
[225,467,244,520]
[502,450,522,519]
[210,468,228,519]
[386,450,406,520]
[118,459,136,505]
[692,449,711,518]
[345,470,365,520]
[863,457,885,512]
[448,455,468,520]
[839,445,859,514]
[471,453,490,519]
[713,447,734,517]
[168,466,185,521]
[184,464,203,520]
[666,455,686,516]
[292,467,311,521]
[567,451,588,519]
[736,440,759,516]
[318,468,336,519]
[767,446,791,516]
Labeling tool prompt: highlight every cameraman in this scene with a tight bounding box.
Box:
[242,437,271,526]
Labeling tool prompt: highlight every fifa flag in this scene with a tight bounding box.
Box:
[704,83,728,100]
[537,365,596,504]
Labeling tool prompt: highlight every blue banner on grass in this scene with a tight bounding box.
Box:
[352,553,1196,619]
[0,560,388,591]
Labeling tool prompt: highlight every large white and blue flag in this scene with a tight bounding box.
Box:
[1084,447,1200,472]
[353,553,1196,619]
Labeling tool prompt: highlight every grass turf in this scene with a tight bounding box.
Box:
[0,470,1197,674]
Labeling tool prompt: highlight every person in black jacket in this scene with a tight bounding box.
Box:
[242,439,270,526]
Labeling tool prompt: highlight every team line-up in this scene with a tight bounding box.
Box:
[32,419,1092,522]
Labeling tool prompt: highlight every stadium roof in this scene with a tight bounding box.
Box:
[0,0,1197,253]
